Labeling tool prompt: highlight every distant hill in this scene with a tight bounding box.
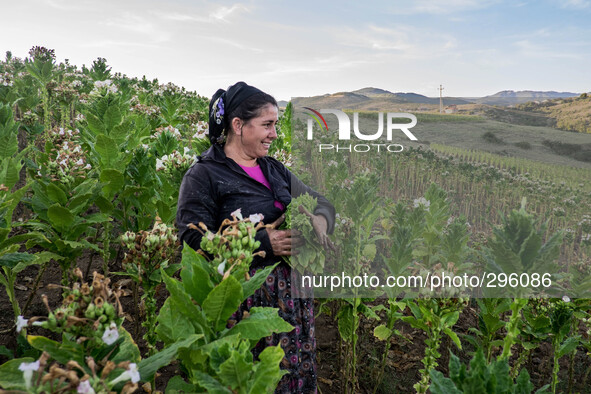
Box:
[292,87,469,110]
[516,94,591,134]
[473,90,579,105]
[285,88,583,112]
[352,87,471,105]
[352,87,394,97]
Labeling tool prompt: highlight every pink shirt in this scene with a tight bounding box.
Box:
[239,164,285,211]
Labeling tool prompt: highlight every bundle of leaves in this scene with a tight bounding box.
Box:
[280,193,325,274]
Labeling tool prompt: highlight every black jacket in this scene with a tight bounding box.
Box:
[176,144,335,267]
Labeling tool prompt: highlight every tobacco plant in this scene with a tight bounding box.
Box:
[25,178,106,285]
[548,298,580,393]
[0,268,192,393]
[429,348,542,393]
[463,298,512,363]
[0,102,54,324]
[155,212,294,392]
[24,46,58,133]
[403,297,466,393]
[118,222,179,354]
[484,198,563,298]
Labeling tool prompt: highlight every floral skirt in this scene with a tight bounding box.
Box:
[229,262,317,394]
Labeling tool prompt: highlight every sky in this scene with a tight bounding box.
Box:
[2,0,591,101]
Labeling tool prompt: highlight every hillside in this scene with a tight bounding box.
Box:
[516,94,591,134]
[291,88,579,108]
[473,90,579,105]
[292,87,469,110]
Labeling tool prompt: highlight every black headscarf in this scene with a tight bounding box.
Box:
[208,81,264,145]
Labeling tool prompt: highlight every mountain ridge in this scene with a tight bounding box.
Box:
[280,88,581,108]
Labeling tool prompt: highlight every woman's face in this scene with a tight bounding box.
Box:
[237,103,278,159]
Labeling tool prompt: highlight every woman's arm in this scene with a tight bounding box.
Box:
[176,164,218,251]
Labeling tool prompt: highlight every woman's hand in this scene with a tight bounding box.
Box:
[266,214,302,256]
[298,206,336,252]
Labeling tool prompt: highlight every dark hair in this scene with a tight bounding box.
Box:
[208,82,277,144]
[226,92,277,134]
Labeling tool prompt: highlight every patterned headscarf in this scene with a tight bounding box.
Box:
[208,81,264,145]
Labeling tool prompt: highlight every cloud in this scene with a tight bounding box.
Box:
[330,24,458,60]
[506,25,591,60]
[208,36,264,52]
[386,0,498,15]
[514,39,582,59]
[82,40,161,49]
[559,0,590,9]
[151,3,249,25]
[156,12,211,23]
[103,13,172,43]
[209,4,250,22]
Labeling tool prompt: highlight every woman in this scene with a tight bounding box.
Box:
[176,81,335,393]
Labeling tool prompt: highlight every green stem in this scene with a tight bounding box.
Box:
[552,338,560,393]
[101,221,112,275]
[511,347,531,379]
[22,263,47,315]
[1,268,21,319]
[42,87,50,134]
[373,340,391,394]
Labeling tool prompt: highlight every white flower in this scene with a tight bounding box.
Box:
[77,380,96,394]
[155,158,164,171]
[59,159,68,166]
[63,141,69,149]
[19,360,40,389]
[413,197,430,209]
[109,362,140,386]
[73,146,81,153]
[193,131,207,139]
[85,164,92,170]
[101,323,119,345]
[249,213,264,224]
[184,146,190,155]
[16,315,28,333]
[562,295,571,303]
[217,260,226,275]
[231,208,243,220]
[76,159,84,166]
[59,128,65,136]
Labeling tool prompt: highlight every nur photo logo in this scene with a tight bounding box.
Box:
[303,107,418,152]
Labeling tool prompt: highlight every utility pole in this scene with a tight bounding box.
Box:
[438,84,444,113]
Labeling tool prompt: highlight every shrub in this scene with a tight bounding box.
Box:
[482,131,503,144]
[514,141,531,150]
